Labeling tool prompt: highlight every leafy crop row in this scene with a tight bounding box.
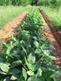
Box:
[0,9,61,81]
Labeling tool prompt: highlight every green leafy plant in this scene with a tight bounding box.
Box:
[0,9,61,81]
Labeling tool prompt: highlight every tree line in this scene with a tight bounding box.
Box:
[0,0,61,7]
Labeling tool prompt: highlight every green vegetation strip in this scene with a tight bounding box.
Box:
[0,8,61,81]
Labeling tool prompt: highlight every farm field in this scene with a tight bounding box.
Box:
[0,8,61,81]
[0,2,61,80]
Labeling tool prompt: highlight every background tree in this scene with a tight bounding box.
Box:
[31,0,39,5]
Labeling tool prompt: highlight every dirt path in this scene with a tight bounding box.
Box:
[40,10,61,69]
[0,11,28,41]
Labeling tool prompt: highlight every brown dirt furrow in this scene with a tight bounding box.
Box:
[0,11,28,40]
[40,10,61,68]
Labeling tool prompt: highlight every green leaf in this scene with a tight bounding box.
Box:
[37,68,42,77]
[27,70,34,76]
[12,36,17,42]
[22,68,27,81]
[0,63,10,73]
[22,46,27,54]
[35,48,41,54]
[12,60,22,67]
[13,60,22,64]
[27,76,42,81]
[53,78,60,81]
[6,41,14,55]
[51,71,61,78]
[25,57,38,71]
[34,40,39,48]
[26,62,36,71]
[28,53,36,64]
[0,70,7,75]
[21,30,30,40]
[10,75,17,80]
[49,56,57,61]
[6,46,12,55]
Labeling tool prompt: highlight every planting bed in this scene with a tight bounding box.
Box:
[0,8,61,81]
[40,10,61,68]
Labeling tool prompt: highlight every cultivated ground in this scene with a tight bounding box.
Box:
[0,5,61,80]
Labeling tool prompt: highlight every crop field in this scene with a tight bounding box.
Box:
[0,5,61,81]
[0,8,61,81]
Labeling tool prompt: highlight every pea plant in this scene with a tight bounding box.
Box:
[0,9,61,81]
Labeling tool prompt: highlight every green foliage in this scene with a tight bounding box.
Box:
[0,0,32,6]
[0,0,61,6]
[0,9,61,81]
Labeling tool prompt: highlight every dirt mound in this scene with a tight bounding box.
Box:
[0,11,28,41]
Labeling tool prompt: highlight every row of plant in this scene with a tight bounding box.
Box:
[0,8,61,81]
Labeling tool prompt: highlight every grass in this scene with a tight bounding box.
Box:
[40,6,61,29]
[0,5,61,29]
[0,5,32,28]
